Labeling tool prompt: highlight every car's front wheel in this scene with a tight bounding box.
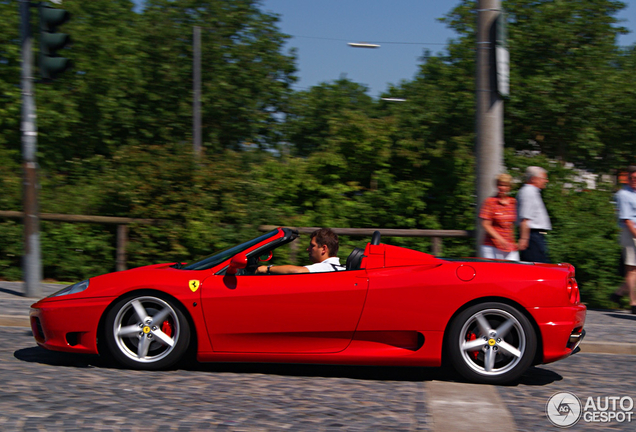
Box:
[104,293,190,370]
[448,302,536,384]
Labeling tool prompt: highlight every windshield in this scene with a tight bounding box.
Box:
[183,230,279,270]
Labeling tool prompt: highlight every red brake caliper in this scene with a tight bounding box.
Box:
[467,332,479,360]
[161,320,173,337]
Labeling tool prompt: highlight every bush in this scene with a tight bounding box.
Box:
[0,143,626,309]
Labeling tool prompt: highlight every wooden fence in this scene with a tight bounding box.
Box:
[0,213,473,271]
[0,211,162,271]
[258,225,473,258]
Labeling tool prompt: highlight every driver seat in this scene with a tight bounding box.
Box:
[346,247,365,271]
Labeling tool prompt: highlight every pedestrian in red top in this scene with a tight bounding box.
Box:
[479,173,520,260]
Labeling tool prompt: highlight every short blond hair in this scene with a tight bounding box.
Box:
[496,173,512,185]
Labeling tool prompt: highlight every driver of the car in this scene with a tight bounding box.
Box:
[255,228,345,274]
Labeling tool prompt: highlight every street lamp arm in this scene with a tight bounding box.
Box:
[347,42,380,48]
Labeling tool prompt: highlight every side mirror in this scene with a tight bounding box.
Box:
[259,251,273,262]
[226,252,248,275]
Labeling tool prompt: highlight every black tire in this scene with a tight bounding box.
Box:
[447,302,536,384]
[104,293,190,370]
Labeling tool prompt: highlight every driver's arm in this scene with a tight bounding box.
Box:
[255,265,309,275]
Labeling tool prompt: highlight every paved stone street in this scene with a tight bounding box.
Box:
[1,325,635,431]
[2,326,432,431]
[501,354,636,431]
[1,281,635,431]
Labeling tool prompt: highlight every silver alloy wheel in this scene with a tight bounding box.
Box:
[457,308,526,376]
[112,296,181,364]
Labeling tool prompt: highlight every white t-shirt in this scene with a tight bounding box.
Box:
[304,257,345,273]
[616,185,636,228]
[517,183,552,230]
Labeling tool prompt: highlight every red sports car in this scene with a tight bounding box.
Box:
[30,227,586,384]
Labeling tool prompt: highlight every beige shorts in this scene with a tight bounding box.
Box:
[480,245,520,261]
[620,227,636,267]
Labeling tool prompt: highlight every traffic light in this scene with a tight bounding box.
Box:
[38,3,72,80]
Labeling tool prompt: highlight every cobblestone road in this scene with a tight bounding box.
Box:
[500,354,636,431]
[3,326,434,431]
[1,325,634,431]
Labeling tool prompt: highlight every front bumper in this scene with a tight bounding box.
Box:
[30,296,114,354]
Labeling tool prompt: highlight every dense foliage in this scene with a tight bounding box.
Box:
[0,0,632,308]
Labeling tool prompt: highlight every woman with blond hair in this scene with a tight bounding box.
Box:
[479,173,519,260]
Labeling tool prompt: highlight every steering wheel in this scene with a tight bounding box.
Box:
[371,231,381,245]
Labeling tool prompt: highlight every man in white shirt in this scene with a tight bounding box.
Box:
[255,228,345,274]
[517,166,552,263]
[611,166,636,314]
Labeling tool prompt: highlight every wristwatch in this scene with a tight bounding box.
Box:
[267,265,273,274]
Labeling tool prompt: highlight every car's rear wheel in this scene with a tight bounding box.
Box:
[448,302,536,384]
[104,294,190,370]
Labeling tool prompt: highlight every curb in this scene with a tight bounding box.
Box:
[427,381,517,432]
[0,315,30,328]
[580,341,636,356]
[2,315,635,356]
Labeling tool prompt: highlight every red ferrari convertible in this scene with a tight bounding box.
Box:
[30,227,586,384]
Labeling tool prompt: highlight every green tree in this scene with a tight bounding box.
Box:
[0,0,297,170]
[0,1,25,154]
[442,0,629,170]
[138,0,297,153]
[0,0,146,170]
[385,50,476,232]
[595,46,636,169]
[285,78,376,156]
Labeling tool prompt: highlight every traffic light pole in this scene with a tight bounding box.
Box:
[20,0,42,298]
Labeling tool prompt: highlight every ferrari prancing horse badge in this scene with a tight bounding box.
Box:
[189,280,200,292]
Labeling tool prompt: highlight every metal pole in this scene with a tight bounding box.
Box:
[475,0,504,257]
[193,26,202,158]
[20,0,42,298]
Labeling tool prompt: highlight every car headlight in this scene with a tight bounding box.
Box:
[49,280,90,297]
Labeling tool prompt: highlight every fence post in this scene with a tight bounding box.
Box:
[432,237,442,256]
[290,238,299,264]
[116,224,128,272]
